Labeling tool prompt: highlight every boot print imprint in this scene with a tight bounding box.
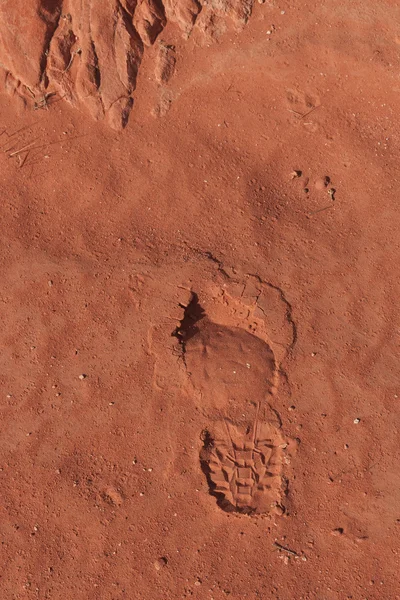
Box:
[201,404,285,515]
[175,284,294,516]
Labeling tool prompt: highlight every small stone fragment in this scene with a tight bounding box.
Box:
[154,556,168,571]
[102,487,123,506]
[155,42,176,84]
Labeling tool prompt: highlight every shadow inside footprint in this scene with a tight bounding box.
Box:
[173,292,206,343]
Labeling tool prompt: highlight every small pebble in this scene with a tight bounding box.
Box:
[154,557,168,571]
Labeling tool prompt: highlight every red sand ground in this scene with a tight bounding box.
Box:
[0,1,399,599]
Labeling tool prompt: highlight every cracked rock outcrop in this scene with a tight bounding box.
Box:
[0,0,255,128]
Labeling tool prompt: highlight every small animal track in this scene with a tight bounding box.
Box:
[286,89,320,117]
[289,170,336,212]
